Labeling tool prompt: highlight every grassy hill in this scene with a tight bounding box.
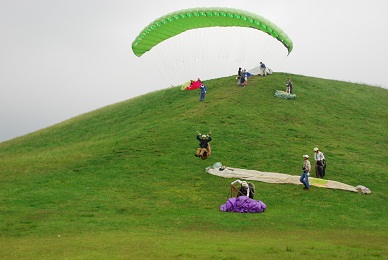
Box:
[0,73,387,259]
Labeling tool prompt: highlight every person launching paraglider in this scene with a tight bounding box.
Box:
[231,179,255,199]
[195,131,211,158]
[220,179,265,213]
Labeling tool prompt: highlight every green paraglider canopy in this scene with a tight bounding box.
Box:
[132,7,293,57]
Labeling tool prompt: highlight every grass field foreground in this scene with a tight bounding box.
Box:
[0,73,387,259]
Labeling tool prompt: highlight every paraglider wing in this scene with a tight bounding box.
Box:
[180,81,191,90]
[186,80,202,91]
[132,7,293,57]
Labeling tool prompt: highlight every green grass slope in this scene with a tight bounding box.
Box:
[0,73,387,259]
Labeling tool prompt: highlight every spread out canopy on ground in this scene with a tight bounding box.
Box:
[184,80,202,91]
[220,196,266,213]
[132,7,293,57]
[249,66,273,76]
[206,164,371,194]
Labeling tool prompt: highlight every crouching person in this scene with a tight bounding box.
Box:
[231,179,255,199]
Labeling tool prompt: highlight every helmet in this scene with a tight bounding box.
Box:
[241,181,248,187]
[303,155,309,158]
[313,147,319,152]
[202,135,206,138]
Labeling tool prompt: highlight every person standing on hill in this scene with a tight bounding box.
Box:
[199,84,207,101]
[300,155,311,190]
[238,69,247,86]
[259,62,267,76]
[286,78,293,94]
[195,132,211,157]
[314,147,326,178]
[237,67,242,80]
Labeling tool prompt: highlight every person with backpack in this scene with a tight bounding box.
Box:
[237,67,242,79]
[231,179,255,199]
[314,147,326,178]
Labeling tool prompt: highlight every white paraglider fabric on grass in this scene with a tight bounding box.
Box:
[206,165,371,194]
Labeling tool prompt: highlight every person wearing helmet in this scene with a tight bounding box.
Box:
[300,155,311,190]
[313,147,326,178]
[195,132,212,157]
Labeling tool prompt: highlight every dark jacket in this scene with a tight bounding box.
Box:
[197,135,212,148]
[238,183,255,199]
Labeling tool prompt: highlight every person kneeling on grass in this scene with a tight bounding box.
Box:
[195,132,211,157]
[231,179,255,199]
[300,154,311,190]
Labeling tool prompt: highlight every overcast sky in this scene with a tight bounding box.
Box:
[1,0,387,142]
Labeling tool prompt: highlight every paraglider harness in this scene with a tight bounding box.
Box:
[229,182,255,199]
[196,132,212,160]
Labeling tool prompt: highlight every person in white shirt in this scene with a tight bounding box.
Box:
[314,147,326,178]
[300,155,311,190]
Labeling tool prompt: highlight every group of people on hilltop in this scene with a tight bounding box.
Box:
[196,62,294,101]
[299,147,327,190]
[236,62,267,87]
[237,62,295,95]
[237,67,248,86]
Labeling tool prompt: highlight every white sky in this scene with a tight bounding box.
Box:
[1,0,387,142]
